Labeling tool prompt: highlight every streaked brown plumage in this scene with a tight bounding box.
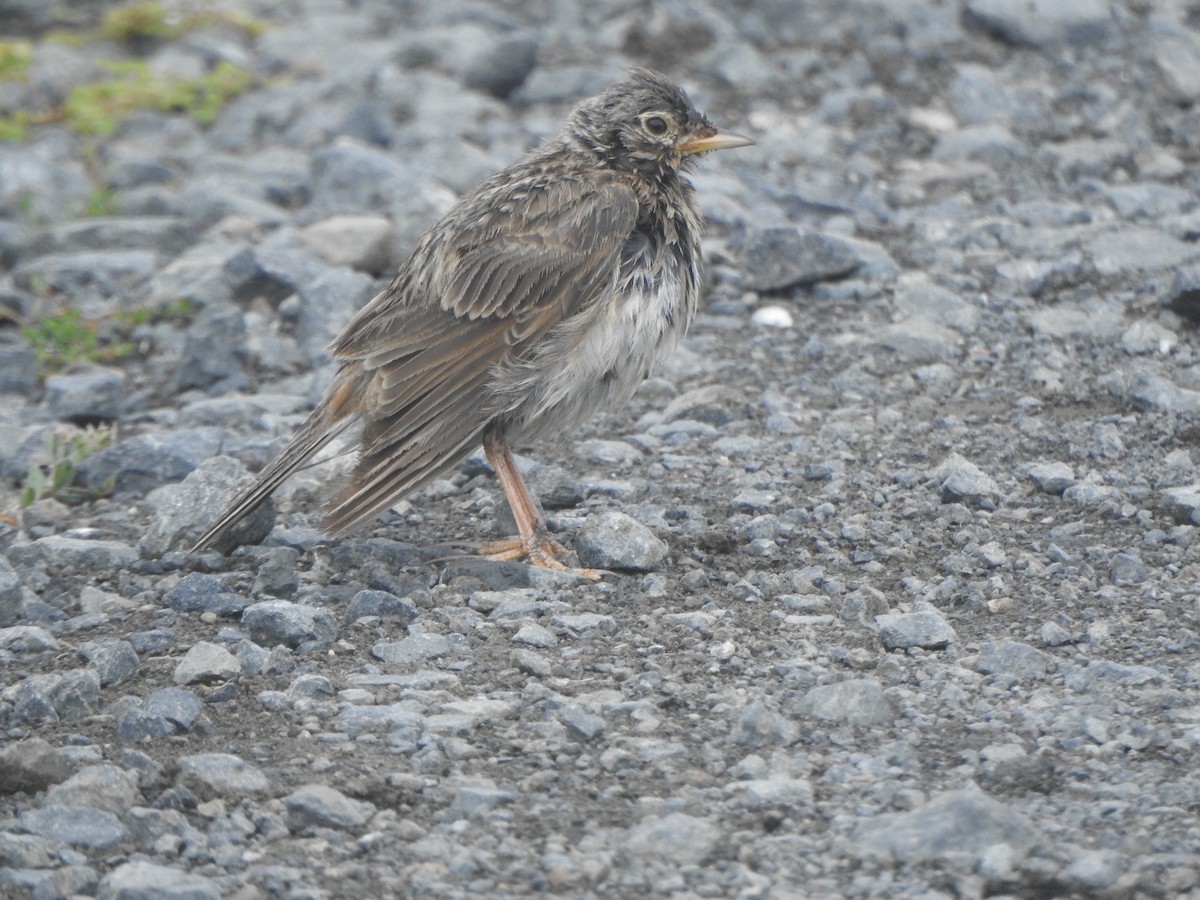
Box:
[192,68,753,574]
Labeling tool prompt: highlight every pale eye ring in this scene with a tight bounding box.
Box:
[644,115,669,136]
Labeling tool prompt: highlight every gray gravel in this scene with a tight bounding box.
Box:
[2,0,1200,897]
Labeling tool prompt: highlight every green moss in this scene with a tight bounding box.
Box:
[0,111,30,141]
[0,40,33,81]
[21,308,127,369]
[3,4,267,143]
[20,424,118,507]
[91,2,268,44]
[21,300,196,373]
[85,185,120,216]
[62,58,254,136]
[102,2,178,41]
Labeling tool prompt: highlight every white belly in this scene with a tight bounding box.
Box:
[491,269,691,447]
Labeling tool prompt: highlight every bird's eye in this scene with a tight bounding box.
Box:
[644,116,669,136]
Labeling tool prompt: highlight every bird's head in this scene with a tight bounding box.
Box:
[566,68,753,178]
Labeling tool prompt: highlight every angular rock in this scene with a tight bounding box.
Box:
[931,452,1001,508]
[45,765,140,814]
[976,640,1056,679]
[78,427,228,498]
[242,599,337,648]
[344,589,419,624]
[740,227,861,291]
[6,535,137,572]
[298,214,396,274]
[77,638,139,686]
[964,0,1113,48]
[853,788,1037,862]
[164,573,251,618]
[143,687,203,731]
[576,510,668,571]
[371,632,453,665]
[283,783,375,831]
[177,753,270,800]
[876,609,957,650]
[1164,485,1200,525]
[98,861,220,900]
[0,737,73,794]
[795,679,896,725]
[626,812,721,866]
[1025,462,1074,495]
[43,367,126,424]
[141,455,275,556]
[19,805,130,850]
[173,641,240,686]
[173,306,247,393]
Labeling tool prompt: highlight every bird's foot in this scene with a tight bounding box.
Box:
[479,535,604,581]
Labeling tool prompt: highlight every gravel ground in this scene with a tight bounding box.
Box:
[2,0,1200,897]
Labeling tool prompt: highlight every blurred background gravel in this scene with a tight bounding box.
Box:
[1,0,1200,897]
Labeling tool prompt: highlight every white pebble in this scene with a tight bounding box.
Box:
[750,305,794,328]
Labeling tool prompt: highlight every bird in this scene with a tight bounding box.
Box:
[191,67,754,576]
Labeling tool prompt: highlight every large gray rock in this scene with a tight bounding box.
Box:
[854,788,1038,862]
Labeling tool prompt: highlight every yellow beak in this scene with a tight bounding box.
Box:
[678,127,756,154]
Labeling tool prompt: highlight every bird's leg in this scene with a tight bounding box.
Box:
[480,434,600,579]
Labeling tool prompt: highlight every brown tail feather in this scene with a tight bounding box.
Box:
[323,396,485,537]
[190,367,369,551]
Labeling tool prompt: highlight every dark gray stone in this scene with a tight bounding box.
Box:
[173,306,247,393]
[345,589,419,624]
[144,687,203,731]
[223,244,327,305]
[77,638,140,685]
[118,705,177,741]
[0,555,24,627]
[1110,552,1149,586]
[558,703,606,741]
[0,737,73,794]
[44,366,126,423]
[0,337,38,394]
[164,573,251,618]
[740,227,861,291]
[140,455,275,557]
[876,609,957,650]
[242,600,337,649]
[1164,485,1200,525]
[464,36,539,99]
[964,0,1113,48]
[77,427,227,497]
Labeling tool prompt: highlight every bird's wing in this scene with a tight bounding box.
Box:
[321,172,640,535]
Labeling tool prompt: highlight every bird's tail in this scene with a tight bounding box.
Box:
[190,369,365,552]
